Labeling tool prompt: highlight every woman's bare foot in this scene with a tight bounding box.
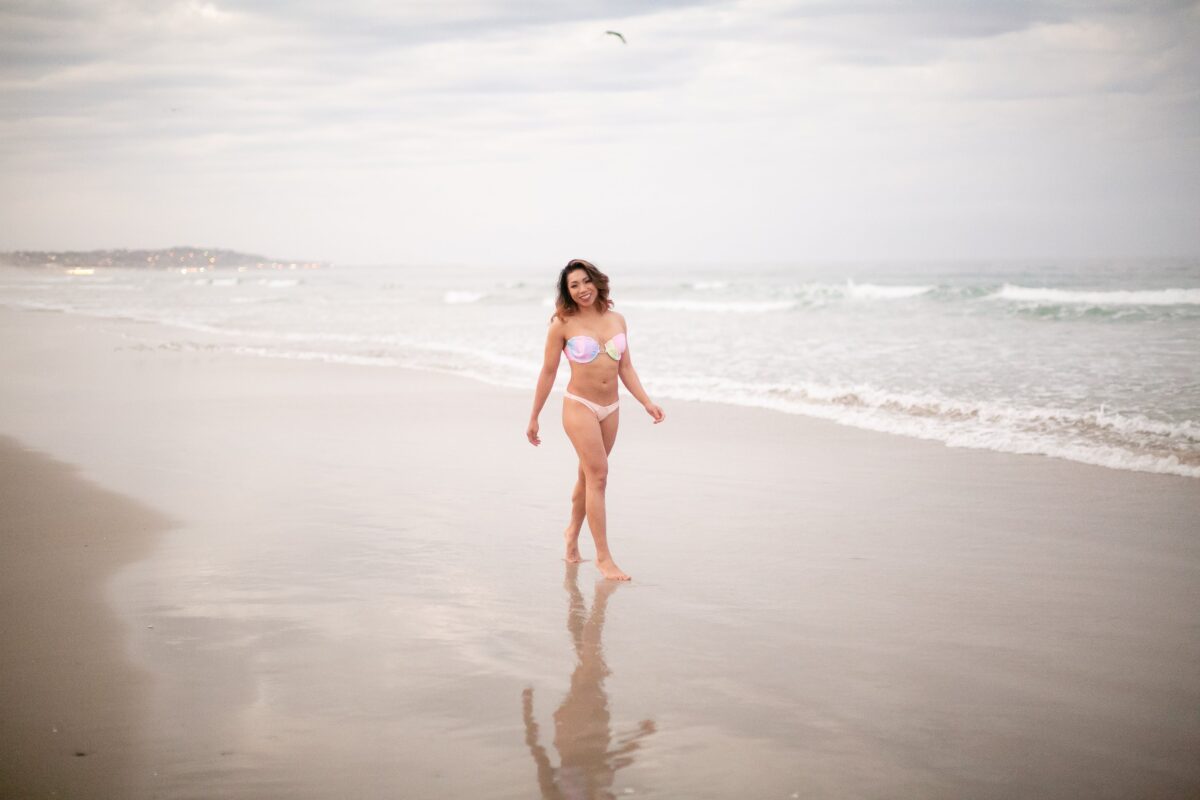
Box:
[596,556,631,581]
[564,530,583,563]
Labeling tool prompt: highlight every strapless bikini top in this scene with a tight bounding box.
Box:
[564,332,626,364]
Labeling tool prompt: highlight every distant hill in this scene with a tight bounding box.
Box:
[0,248,325,271]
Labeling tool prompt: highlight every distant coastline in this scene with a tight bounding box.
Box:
[0,248,326,273]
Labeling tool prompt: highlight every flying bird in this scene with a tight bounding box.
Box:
[605,30,626,44]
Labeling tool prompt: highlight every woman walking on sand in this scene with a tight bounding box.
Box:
[527,259,665,581]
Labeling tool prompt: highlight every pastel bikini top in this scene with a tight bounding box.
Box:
[564,332,627,364]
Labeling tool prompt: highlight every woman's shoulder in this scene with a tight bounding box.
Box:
[607,309,627,328]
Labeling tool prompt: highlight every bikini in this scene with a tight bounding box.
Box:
[563,332,627,421]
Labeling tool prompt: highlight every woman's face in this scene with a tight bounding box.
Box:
[566,268,596,308]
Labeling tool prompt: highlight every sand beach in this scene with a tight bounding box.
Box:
[1,304,1198,799]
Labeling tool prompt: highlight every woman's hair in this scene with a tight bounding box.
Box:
[553,258,612,321]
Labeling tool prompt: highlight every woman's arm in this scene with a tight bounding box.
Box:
[617,327,665,424]
[527,319,565,445]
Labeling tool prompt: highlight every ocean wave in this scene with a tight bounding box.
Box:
[621,299,797,313]
[535,281,937,313]
[231,346,399,367]
[992,284,1200,306]
[841,281,934,300]
[0,299,72,313]
[225,343,535,391]
[776,281,934,303]
[653,375,1200,478]
[6,269,1195,479]
[443,291,486,304]
[0,299,246,337]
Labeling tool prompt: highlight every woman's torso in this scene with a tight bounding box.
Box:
[561,313,626,403]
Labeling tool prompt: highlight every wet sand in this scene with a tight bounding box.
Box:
[0,436,171,799]
[0,305,1198,799]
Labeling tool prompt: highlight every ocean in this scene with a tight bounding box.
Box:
[2,258,1198,478]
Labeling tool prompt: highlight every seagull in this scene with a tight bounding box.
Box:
[605,30,626,44]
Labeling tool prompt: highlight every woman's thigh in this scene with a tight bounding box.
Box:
[562,400,608,474]
[599,409,619,456]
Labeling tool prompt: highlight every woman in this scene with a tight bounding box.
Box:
[527,259,665,581]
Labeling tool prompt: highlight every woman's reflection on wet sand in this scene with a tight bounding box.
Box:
[522,563,656,800]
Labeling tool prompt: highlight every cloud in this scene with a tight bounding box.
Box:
[0,0,1197,261]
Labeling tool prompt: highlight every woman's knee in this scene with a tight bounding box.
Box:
[583,463,608,488]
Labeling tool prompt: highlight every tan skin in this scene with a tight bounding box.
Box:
[527,268,665,581]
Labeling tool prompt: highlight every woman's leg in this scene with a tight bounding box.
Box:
[563,414,619,562]
[562,401,627,580]
[564,464,586,562]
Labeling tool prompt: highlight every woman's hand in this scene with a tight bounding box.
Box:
[527,418,541,446]
[644,403,665,424]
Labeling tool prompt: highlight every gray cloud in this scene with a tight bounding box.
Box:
[222,0,723,46]
[1,0,1197,262]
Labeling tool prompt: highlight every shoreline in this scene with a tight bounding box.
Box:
[2,298,1195,480]
[1,304,1198,798]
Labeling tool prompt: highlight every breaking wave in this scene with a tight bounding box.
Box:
[992,285,1200,306]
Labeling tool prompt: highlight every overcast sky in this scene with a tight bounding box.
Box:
[1,0,1197,266]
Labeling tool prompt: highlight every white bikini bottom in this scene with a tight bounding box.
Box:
[564,392,619,422]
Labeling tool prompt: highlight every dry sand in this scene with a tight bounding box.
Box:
[0,436,172,798]
[0,305,1198,799]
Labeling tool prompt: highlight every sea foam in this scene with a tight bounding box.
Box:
[993,284,1200,306]
[621,299,796,313]
[842,281,933,299]
[5,260,1196,479]
[651,376,1200,478]
[444,291,486,304]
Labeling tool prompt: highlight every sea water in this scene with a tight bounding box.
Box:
[2,258,1197,477]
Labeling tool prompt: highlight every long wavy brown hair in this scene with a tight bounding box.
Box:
[552,259,613,321]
